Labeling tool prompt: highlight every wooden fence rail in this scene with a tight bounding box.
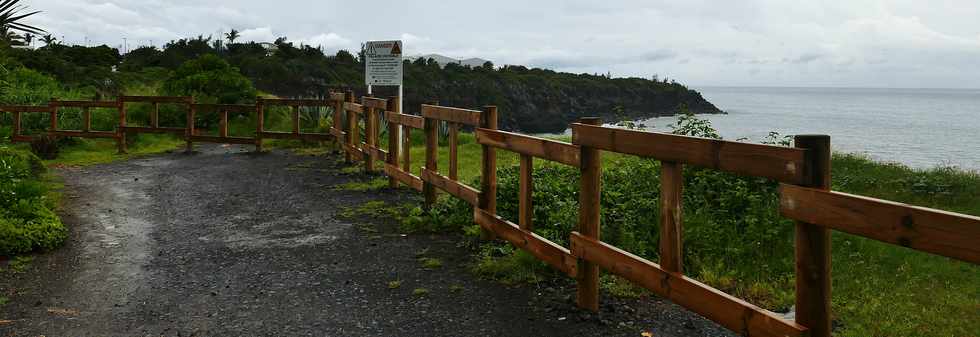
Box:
[4,93,979,337]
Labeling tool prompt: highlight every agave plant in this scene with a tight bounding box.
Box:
[0,0,44,36]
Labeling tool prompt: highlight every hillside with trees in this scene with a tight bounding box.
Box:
[3,34,720,133]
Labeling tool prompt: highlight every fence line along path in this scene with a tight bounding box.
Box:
[4,93,979,337]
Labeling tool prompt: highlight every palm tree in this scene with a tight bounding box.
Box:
[0,0,45,35]
[0,26,21,45]
[39,33,54,45]
[225,29,240,44]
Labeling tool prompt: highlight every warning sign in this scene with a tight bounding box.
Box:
[365,40,403,86]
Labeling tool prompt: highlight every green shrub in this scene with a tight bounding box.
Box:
[0,146,66,256]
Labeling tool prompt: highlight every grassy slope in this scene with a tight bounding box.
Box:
[393,130,978,337]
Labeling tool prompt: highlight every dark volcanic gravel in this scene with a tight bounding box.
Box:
[0,144,736,337]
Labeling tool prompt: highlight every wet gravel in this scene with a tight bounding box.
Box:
[0,144,736,336]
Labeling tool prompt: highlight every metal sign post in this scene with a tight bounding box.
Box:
[364,40,404,154]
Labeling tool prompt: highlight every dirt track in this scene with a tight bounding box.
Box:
[0,144,735,336]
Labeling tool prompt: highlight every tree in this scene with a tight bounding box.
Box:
[163,54,256,104]
[225,29,240,44]
[39,33,53,45]
[0,0,44,36]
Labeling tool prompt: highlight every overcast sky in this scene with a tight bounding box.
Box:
[27,0,980,88]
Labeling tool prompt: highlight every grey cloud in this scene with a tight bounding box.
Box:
[25,0,980,88]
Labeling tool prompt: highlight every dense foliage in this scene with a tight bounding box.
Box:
[6,36,721,133]
[162,54,256,104]
[0,146,66,256]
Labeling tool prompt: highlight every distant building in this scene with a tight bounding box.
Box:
[258,42,278,56]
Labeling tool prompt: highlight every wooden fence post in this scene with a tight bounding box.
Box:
[576,116,601,312]
[403,120,412,175]
[478,106,498,239]
[345,90,357,164]
[48,98,58,133]
[423,106,439,210]
[82,107,91,132]
[794,134,832,337]
[660,161,684,272]
[332,91,344,153]
[449,122,459,180]
[364,97,377,172]
[117,98,127,154]
[519,154,533,230]
[387,96,400,188]
[186,104,196,153]
[255,99,264,152]
[12,111,21,140]
[152,102,160,128]
[220,109,229,138]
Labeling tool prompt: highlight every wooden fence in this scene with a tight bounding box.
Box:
[4,94,979,337]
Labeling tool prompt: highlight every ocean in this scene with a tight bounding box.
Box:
[635,87,980,171]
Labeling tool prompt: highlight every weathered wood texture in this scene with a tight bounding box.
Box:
[387,97,401,188]
[519,154,533,231]
[575,117,602,312]
[0,105,53,112]
[571,123,808,184]
[119,96,191,103]
[475,128,580,167]
[781,184,980,264]
[385,163,424,191]
[259,131,333,142]
[792,135,831,337]
[449,122,459,180]
[259,98,332,106]
[119,126,186,134]
[191,104,256,113]
[421,104,482,126]
[50,101,120,108]
[421,168,480,206]
[475,209,578,277]
[385,111,424,129]
[659,161,683,273]
[478,106,499,240]
[569,233,807,337]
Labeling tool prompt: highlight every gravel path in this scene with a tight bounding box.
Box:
[0,144,736,337]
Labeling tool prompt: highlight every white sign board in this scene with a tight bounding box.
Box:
[365,40,403,86]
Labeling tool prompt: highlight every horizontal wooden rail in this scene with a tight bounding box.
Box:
[420,168,480,206]
[259,98,332,106]
[191,104,256,112]
[384,163,424,191]
[475,208,578,277]
[188,135,255,145]
[344,102,364,114]
[258,131,333,142]
[780,184,980,264]
[120,126,185,134]
[329,92,346,101]
[362,97,387,109]
[0,105,52,112]
[421,104,482,126]
[120,96,191,103]
[569,232,808,337]
[571,123,808,184]
[52,131,118,138]
[475,128,580,167]
[385,111,424,129]
[51,101,120,108]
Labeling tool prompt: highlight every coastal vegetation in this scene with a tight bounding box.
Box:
[1,14,976,337]
[399,114,980,337]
